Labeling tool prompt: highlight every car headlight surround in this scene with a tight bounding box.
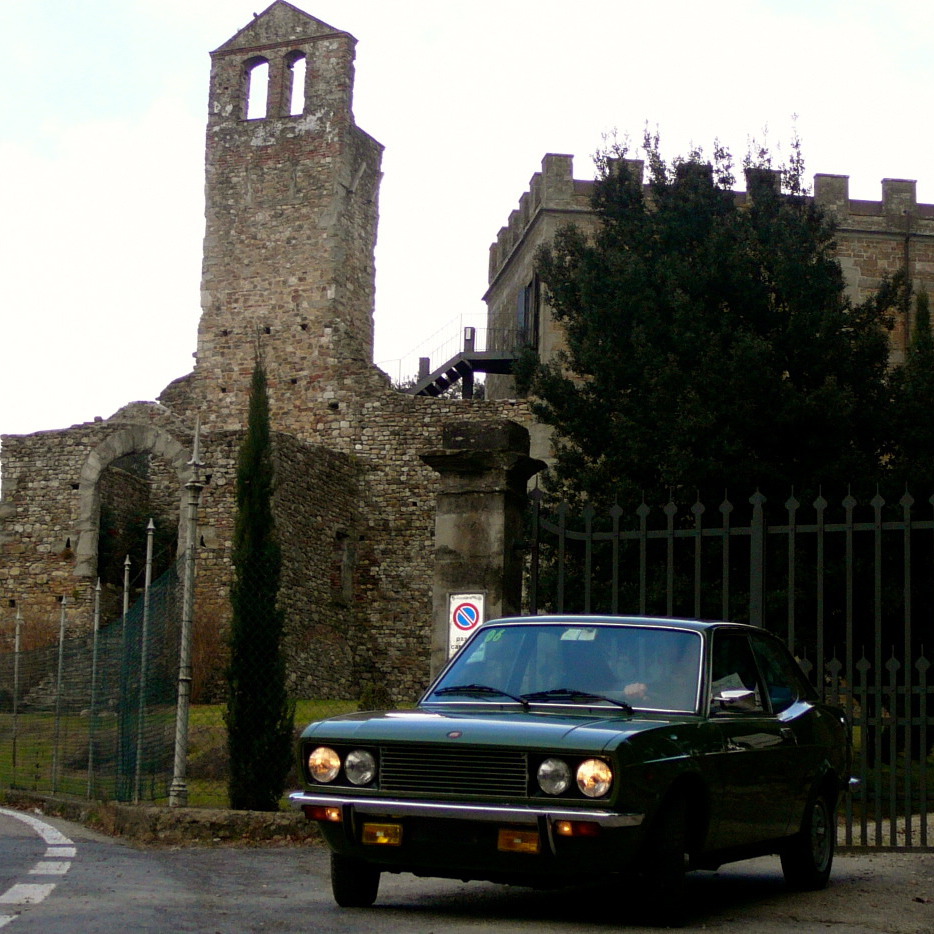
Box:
[576,758,612,798]
[308,745,341,783]
[344,748,377,786]
[537,757,572,795]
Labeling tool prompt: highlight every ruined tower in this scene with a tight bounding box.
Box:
[192,1,383,430]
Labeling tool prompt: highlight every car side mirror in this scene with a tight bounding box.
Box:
[713,688,758,712]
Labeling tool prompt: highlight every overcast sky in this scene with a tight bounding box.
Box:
[2,0,933,439]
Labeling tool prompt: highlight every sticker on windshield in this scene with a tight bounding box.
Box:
[560,627,597,641]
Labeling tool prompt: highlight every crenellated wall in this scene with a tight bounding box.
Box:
[485,154,934,402]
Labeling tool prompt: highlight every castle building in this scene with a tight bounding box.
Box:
[482,154,934,429]
[0,2,529,702]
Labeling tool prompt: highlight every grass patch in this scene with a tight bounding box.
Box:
[0,699,360,809]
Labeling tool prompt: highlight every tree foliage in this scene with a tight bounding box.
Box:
[520,132,903,507]
[888,291,934,487]
[226,360,294,811]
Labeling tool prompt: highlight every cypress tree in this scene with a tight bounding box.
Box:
[226,360,294,811]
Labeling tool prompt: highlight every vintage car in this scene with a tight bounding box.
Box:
[291,616,854,925]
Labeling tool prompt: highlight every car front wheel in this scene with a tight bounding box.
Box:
[780,791,835,890]
[331,852,381,907]
[640,792,689,927]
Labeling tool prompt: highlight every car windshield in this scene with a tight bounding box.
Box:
[425,623,703,714]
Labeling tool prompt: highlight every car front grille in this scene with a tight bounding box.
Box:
[379,745,529,797]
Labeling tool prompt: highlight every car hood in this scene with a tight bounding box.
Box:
[299,707,690,755]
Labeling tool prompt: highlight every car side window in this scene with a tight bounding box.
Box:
[749,633,811,714]
[710,631,764,713]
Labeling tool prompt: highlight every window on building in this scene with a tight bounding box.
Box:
[286,53,306,115]
[516,277,540,349]
[245,59,269,119]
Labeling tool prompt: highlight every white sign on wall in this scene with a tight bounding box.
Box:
[447,593,485,658]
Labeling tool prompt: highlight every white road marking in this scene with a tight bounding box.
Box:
[0,885,56,905]
[29,862,71,876]
[44,847,75,859]
[0,808,75,927]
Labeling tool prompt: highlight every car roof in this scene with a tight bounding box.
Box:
[484,615,752,635]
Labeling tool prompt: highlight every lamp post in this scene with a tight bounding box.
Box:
[169,421,205,807]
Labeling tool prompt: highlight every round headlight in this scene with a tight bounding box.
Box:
[537,757,572,795]
[576,758,612,798]
[345,749,377,786]
[308,746,341,783]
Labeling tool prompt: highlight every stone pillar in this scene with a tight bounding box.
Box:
[420,419,545,678]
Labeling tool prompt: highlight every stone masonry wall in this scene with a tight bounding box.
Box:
[191,4,383,433]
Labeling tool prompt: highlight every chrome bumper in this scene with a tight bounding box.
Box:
[289,791,644,828]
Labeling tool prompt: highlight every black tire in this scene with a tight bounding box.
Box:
[330,852,381,908]
[641,793,689,928]
[781,791,835,890]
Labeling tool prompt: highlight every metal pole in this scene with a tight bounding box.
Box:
[12,608,22,783]
[170,422,205,807]
[117,554,131,801]
[51,597,67,793]
[134,520,155,803]
[87,580,101,799]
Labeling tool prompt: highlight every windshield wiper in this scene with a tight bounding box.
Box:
[432,683,529,707]
[521,688,633,713]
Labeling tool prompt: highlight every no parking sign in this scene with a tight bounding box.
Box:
[448,593,485,657]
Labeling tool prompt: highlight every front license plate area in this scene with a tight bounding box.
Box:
[362,822,402,846]
[497,828,540,854]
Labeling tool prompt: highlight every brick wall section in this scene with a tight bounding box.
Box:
[0,405,194,634]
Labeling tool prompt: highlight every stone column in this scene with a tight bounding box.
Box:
[420,419,545,678]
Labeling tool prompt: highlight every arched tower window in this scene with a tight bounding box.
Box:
[286,52,306,116]
[244,58,270,119]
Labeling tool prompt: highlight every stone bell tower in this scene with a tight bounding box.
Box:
[193,1,383,430]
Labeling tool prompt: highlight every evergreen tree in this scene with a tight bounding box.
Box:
[226,360,294,811]
[889,291,934,486]
[519,133,900,507]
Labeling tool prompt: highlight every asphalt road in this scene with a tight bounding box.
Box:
[1,807,933,933]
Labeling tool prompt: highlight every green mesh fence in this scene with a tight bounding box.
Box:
[1,561,362,808]
[0,562,180,802]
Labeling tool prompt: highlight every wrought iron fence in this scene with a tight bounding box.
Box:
[528,487,934,849]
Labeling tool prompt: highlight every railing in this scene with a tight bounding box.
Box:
[528,487,934,849]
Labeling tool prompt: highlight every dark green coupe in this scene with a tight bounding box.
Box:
[291,616,854,924]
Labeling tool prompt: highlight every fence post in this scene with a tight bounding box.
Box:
[51,597,67,793]
[170,426,205,807]
[87,579,101,799]
[749,492,766,626]
[116,555,132,801]
[12,608,22,783]
[420,420,545,677]
[134,520,155,803]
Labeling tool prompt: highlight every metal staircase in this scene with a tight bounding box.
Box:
[406,327,519,399]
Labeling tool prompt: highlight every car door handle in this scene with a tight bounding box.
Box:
[779,727,796,744]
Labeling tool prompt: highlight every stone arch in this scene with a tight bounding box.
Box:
[74,426,193,579]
